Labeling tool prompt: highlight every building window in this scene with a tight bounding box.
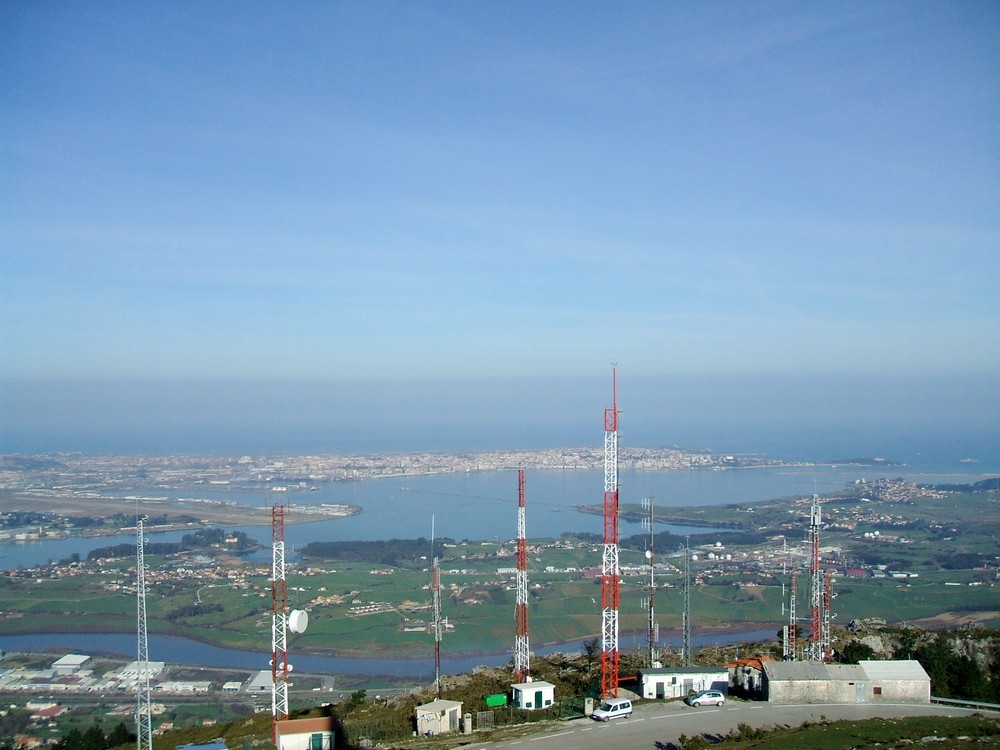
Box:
[874,686,882,695]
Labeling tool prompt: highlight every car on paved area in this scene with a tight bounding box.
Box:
[685,690,726,707]
[591,697,632,721]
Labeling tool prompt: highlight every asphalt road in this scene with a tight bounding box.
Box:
[457,700,1000,750]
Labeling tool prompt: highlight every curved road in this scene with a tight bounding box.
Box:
[460,701,1000,750]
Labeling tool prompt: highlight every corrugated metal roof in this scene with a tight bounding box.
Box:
[860,660,929,681]
[763,662,865,681]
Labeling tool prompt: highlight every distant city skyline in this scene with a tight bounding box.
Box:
[2,3,998,454]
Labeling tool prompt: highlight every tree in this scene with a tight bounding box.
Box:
[915,634,954,697]
[837,640,875,664]
[582,638,600,674]
[104,722,134,748]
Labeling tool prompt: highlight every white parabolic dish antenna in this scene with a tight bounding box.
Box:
[289,609,309,634]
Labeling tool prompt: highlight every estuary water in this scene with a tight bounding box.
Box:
[4,463,998,569]
[0,629,780,678]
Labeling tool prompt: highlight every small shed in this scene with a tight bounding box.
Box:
[511,680,555,710]
[275,716,335,750]
[415,699,463,736]
[638,666,728,700]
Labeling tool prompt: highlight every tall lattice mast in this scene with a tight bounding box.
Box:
[432,559,442,696]
[600,366,620,698]
[822,569,833,662]
[642,496,658,666]
[271,504,289,741]
[807,494,823,662]
[682,536,692,666]
[135,517,152,750]
[431,517,443,697]
[514,468,530,682]
[787,568,797,660]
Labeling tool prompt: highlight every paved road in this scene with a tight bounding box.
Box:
[458,701,1000,750]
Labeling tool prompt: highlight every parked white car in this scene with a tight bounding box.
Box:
[591,697,632,721]
[685,690,726,707]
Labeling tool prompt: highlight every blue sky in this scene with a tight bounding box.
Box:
[2,2,998,454]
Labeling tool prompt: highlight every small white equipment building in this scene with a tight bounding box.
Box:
[415,699,463,736]
[511,679,555,710]
[637,666,729,700]
[274,716,335,750]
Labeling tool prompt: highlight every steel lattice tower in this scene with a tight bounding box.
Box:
[432,553,442,696]
[682,536,692,667]
[807,494,823,662]
[135,517,152,750]
[600,367,620,699]
[641,496,658,666]
[514,468,530,682]
[271,504,289,741]
[787,568,798,660]
[822,569,833,662]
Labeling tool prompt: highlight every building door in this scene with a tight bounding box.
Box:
[656,681,665,699]
[535,690,543,708]
[855,682,867,703]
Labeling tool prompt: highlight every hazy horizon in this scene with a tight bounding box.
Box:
[3,372,997,468]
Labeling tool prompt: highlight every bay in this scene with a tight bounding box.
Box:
[4,464,997,569]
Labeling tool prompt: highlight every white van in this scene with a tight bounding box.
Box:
[591,697,632,721]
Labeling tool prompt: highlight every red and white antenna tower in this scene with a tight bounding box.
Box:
[271,504,289,742]
[514,468,530,682]
[807,494,823,662]
[601,366,620,698]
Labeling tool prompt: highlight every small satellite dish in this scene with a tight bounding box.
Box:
[289,609,309,634]
[644,550,652,560]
